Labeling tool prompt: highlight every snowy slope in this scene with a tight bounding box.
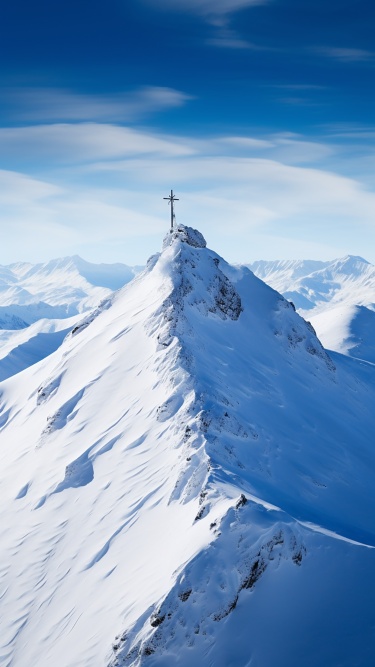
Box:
[0,256,139,379]
[0,315,81,381]
[1,227,375,667]
[249,255,375,363]
[310,304,375,363]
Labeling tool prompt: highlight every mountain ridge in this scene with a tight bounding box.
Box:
[1,227,375,666]
[248,254,375,313]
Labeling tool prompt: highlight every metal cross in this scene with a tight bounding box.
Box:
[163,189,179,231]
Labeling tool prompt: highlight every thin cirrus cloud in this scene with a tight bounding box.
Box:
[1,86,193,123]
[0,124,195,164]
[142,0,270,48]
[0,124,333,168]
[206,27,261,49]
[144,0,268,21]
[316,47,375,63]
[214,135,333,163]
[0,168,61,206]
[1,152,375,264]
[0,125,374,264]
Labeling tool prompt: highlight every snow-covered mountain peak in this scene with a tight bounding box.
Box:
[1,230,375,667]
[320,254,372,280]
[333,254,370,268]
[162,224,207,250]
[156,225,243,330]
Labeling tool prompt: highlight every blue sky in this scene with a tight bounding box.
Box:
[0,0,374,265]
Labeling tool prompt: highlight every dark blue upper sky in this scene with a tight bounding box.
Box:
[0,0,374,264]
[0,0,373,132]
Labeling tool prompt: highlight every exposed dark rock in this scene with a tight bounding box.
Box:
[179,589,192,602]
[242,555,267,590]
[213,594,239,621]
[150,612,165,628]
[235,494,248,509]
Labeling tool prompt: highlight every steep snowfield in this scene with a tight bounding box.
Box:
[1,227,375,667]
[310,304,375,364]
[0,315,81,381]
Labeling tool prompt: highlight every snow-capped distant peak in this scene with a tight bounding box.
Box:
[0,255,140,329]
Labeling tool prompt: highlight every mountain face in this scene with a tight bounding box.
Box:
[248,255,375,362]
[1,227,375,667]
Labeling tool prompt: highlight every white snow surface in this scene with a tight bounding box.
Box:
[249,255,375,363]
[1,226,375,667]
[310,304,375,364]
[0,315,82,381]
[0,256,139,378]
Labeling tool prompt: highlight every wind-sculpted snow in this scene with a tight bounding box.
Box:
[311,304,375,364]
[1,227,375,667]
[0,320,75,381]
[69,296,113,337]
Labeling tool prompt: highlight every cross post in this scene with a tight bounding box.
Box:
[163,189,179,231]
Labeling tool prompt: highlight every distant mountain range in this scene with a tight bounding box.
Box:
[248,255,375,363]
[0,253,374,382]
[247,255,375,313]
[0,255,140,329]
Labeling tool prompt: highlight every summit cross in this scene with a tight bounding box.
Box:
[163,189,179,231]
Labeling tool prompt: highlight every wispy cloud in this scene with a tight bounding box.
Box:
[207,28,257,49]
[0,169,61,205]
[0,86,193,123]
[217,136,274,149]
[144,0,269,23]
[2,148,375,264]
[316,47,375,63]
[143,0,270,49]
[271,84,326,91]
[206,26,266,51]
[0,124,195,165]
[0,125,333,168]
[0,124,374,264]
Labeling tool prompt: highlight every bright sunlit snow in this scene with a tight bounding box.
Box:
[1,227,375,667]
[250,255,375,363]
[0,256,139,380]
